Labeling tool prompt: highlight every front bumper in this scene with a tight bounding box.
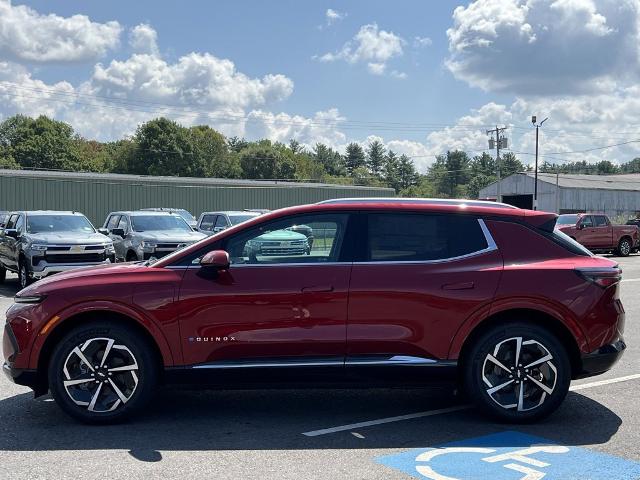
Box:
[31,259,113,279]
[2,323,45,395]
[576,339,626,379]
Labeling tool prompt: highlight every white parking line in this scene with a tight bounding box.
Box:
[301,373,640,437]
[621,278,640,283]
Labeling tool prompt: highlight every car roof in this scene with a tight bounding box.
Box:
[11,210,87,216]
[317,198,518,209]
[140,207,189,212]
[111,211,180,216]
[200,211,261,216]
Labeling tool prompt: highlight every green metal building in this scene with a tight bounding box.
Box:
[0,169,395,225]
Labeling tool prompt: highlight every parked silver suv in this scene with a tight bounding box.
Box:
[0,211,115,288]
[103,211,206,262]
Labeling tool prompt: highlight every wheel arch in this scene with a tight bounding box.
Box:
[455,308,583,379]
[33,308,171,394]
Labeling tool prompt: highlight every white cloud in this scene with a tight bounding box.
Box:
[445,0,637,94]
[129,23,159,56]
[0,0,121,63]
[413,36,433,48]
[86,52,294,110]
[325,9,346,26]
[315,23,406,77]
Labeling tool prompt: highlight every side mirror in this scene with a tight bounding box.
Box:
[98,228,109,236]
[200,250,230,270]
[5,229,18,238]
[577,223,584,230]
[111,228,125,237]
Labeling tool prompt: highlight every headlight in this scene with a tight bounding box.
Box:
[30,244,47,251]
[14,294,46,304]
[141,241,157,252]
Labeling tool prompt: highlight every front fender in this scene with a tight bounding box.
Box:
[28,300,175,370]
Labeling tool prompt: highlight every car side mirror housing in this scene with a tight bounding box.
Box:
[5,229,18,238]
[111,228,125,237]
[98,228,109,236]
[200,250,230,270]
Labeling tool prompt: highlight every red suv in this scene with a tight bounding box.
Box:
[3,199,626,423]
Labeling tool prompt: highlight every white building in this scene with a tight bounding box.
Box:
[479,172,640,220]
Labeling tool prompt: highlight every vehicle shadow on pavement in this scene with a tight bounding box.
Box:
[0,387,621,462]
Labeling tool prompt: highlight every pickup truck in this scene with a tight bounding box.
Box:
[556,213,639,256]
[0,210,116,289]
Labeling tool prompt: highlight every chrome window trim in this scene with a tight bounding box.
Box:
[164,218,497,269]
[360,218,497,266]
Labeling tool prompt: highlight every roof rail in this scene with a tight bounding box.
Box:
[316,197,518,209]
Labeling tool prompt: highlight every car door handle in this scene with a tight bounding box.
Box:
[442,281,475,290]
[301,285,334,293]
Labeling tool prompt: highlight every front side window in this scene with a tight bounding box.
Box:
[594,215,608,227]
[106,215,120,230]
[225,214,348,265]
[214,216,229,229]
[14,215,24,233]
[228,214,259,225]
[366,213,489,262]
[580,216,594,228]
[5,214,17,230]
[117,216,129,232]
[27,215,95,234]
[199,215,216,231]
[131,215,192,232]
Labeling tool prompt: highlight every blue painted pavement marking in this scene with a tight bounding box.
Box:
[377,431,640,479]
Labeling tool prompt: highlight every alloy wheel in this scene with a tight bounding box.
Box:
[482,337,557,412]
[62,337,139,413]
[620,240,631,256]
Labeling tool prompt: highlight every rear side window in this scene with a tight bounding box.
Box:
[366,213,489,262]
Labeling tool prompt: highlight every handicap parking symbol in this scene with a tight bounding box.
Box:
[377,431,640,479]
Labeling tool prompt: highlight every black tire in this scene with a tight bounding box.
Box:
[464,322,571,423]
[616,238,632,257]
[18,259,32,289]
[0,265,6,284]
[48,320,158,424]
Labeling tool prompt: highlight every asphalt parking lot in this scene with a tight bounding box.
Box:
[1,258,639,479]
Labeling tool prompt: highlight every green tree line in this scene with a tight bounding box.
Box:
[5,114,640,199]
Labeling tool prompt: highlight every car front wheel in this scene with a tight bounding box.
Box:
[18,260,32,289]
[48,321,158,424]
[464,322,571,423]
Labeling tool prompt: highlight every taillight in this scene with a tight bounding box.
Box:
[575,267,622,288]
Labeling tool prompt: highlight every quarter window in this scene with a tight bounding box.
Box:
[366,213,489,262]
[225,214,347,265]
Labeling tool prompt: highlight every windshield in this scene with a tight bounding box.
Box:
[229,214,259,225]
[27,215,95,234]
[556,214,579,226]
[131,215,192,232]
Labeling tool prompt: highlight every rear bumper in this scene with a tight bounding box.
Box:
[576,339,626,379]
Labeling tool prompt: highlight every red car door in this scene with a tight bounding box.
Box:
[346,212,502,380]
[576,215,598,248]
[592,215,613,248]
[176,212,352,369]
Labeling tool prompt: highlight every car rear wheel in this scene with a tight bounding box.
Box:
[616,238,631,257]
[48,321,158,424]
[464,322,571,423]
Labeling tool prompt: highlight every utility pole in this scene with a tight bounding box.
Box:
[531,115,548,210]
[486,126,508,202]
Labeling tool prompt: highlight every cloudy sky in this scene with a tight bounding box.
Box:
[1,0,640,171]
